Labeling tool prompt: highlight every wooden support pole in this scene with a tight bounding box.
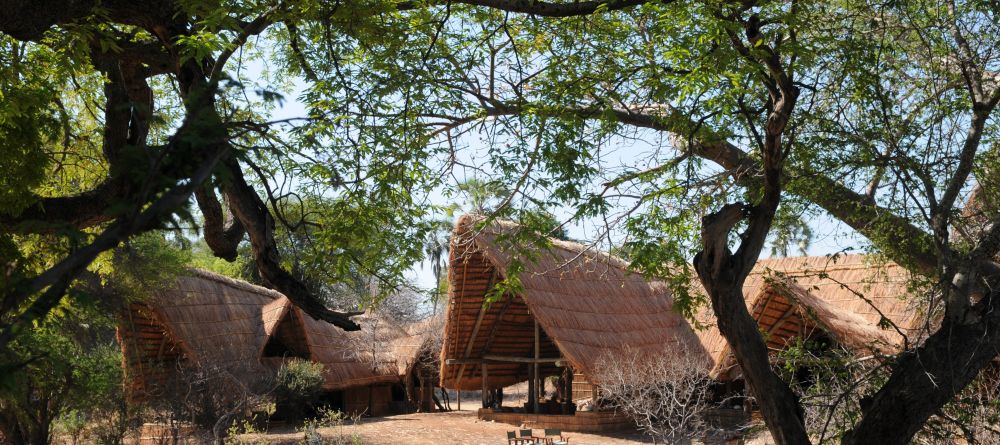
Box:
[533,319,540,414]
[481,363,489,408]
[562,366,573,414]
[527,369,535,413]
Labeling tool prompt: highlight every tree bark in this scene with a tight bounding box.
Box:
[842,302,1000,444]
[695,205,812,445]
[195,185,245,261]
[219,159,360,330]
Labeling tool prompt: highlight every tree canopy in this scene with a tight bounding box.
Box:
[2,0,1000,444]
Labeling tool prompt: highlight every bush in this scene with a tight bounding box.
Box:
[275,359,326,421]
[300,407,362,445]
[592,341,720,443]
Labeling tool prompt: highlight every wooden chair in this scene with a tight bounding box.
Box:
[519,429,539,444]
[542,428,569,445]
[507,431,531,445]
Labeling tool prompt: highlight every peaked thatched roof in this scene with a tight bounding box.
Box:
[392,315,444,377]
[439,215,705,390]
[694,255,922,379]
[439,215,927,388]
[119,269,400,397]
[260,296,402,390]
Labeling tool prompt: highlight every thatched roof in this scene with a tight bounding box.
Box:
[439,215,926,388]
[260,295,402,390]
[392,315,444,377]
[439,215,705,390]
[694,255,922,379]
[119,270,400,397]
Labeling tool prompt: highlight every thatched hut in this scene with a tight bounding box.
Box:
[694,255,921,380]
[440,214,925,429]
[118,269,404,416]
[391,315,445,412]
[439,215,704,430]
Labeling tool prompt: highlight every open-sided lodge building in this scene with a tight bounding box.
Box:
[696,255,921,381]
[117,269,407,417]
[440,215,705,431]
[440,214,927,431]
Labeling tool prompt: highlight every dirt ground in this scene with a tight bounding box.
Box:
[241,387,773,445]
[253,409,655,445]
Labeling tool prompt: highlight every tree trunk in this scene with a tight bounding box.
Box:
[699,274,811,445]
[842,315,1000,445]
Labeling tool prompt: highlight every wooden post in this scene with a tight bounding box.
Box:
[563,367,573,414]
[481,363,489,408]
[527,370,535,413]
[533,319,540,414]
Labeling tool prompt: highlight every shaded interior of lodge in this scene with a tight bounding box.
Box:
[439,214,926,431]
[117,269,442,419]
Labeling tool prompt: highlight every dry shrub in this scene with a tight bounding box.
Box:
[592,341,718,444]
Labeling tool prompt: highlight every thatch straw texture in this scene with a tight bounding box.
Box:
[694,255,921,379]
[261,296,402,390]
[439,215,925,388]
[439,215,705,390]
[119,270,400,398]
[392,315,444,377]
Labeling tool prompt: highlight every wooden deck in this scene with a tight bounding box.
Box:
[477,408,633,433]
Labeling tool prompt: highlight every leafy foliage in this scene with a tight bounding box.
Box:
[274,358,326,422]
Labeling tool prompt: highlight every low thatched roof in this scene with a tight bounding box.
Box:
[694,255,922,379]
[439,215,705,390]
[392,315,444,378]
[119,270,400,398]
[259,295,402,390]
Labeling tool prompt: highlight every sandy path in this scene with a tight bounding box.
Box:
[255,409,654,445]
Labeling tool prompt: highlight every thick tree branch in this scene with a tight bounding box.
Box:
[220,159,362,330]
[692,21,810,445]
[195,185,245,261]
[0,125,232,352]
[463,101,943,276]
[0,40,171,233]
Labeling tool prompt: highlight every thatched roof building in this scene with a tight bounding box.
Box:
[440,214,926,402]
[695,255,922,379]
[393,315,444,378]
[391,315,446,411]
[439,215,705,396]
[118,270,400,403]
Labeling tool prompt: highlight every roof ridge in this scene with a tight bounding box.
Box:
[186,268,286,301]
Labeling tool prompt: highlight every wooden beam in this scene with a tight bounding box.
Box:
[446,356,567,365]
[451,268,497,402]
[481,363,489,408]
[476,293,515,358]
[753,289,777,320]
[461,270,498,360]
[533,319,540,414]
[766,304,799,337]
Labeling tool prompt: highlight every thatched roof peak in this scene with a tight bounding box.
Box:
[441,214,707,390]
[186,268,285,301]
[452,213,636,281]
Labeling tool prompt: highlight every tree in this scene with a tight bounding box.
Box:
[0,292,131,445]
[4,1,1000,444]
[350,1,1000,444]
